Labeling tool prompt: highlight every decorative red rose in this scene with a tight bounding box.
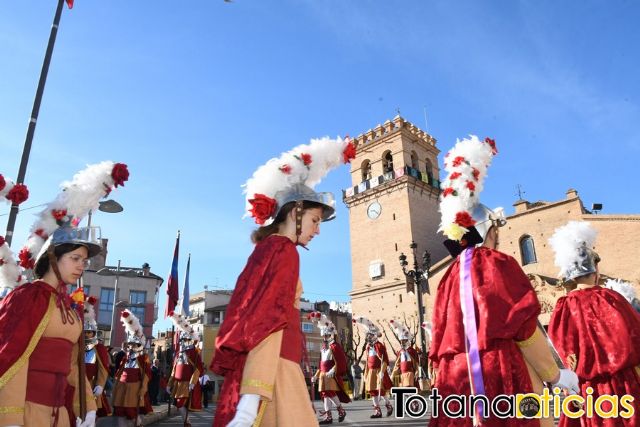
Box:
[248,193,277,225]
[0,259,4,267]
[342,141,356,164]
[87,296,97,305]
[279,164,292,174]
[442,187,456,197]
[472,168,480,181]
[18,248,34,269]
[0,236,5,246]
[6,184,29,205]
[111,163,129,187]
[122,311,130,318]
[51,209,68,221]
[449,172,461,180]
[484,137,498,155]
[466,181,476,191]
[455,212,476,228]
[452,156,466,167]
[34,229,48,240]
[0,174,5,192]
[300,153,312,166]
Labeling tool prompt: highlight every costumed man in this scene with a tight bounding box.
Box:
[389,319,420,389]
[548,221,640,426]
[83,295,112,418]
[112,309,153,427]
[167,311,203,427]
[309,311,350,424]
[354,316,393,418]
[428,135,580,427]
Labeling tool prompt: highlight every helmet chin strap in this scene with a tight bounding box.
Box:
[294,200,309,251]
[47,245,65,286]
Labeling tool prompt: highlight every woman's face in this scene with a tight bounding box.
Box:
[56,246,89,284]
[297,207,323,246]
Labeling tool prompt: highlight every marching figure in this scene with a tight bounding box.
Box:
[354,316,393,418]
[548,221,640,426]
[211,136,355,427]
[428,136,579,426]
[309,311,350,424]
[112,310,153,427]
[167,311,203,427]
[83,295,112,418]
[389,319,420,388]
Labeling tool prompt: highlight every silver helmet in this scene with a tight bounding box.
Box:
[274,183,336,222]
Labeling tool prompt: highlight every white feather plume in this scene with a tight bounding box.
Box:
[169,311,197,340]
[548,221,598,279]
[121,309,146,346]
[353,315,379,335]
[604,279,637,304]
[0,240,24,296]
[389,318,412,341]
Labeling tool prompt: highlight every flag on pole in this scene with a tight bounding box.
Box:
[165,231,180,318]
[180,254,191,317]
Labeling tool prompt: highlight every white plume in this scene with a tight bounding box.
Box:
[548,221,598,279]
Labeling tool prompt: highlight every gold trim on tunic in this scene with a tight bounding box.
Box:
[515,327,540,348]
[241,379,274,393]
[0,407,24,414]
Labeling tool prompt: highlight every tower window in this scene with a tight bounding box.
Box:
[382,151,394,173]
[520,235,537,265]
[425,159,434,184]
[410,151,419,170]
[361,159,372,182]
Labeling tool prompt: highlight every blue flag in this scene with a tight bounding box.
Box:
[181,254,191,316]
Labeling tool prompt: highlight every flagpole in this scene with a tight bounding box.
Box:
[4,0,66,246]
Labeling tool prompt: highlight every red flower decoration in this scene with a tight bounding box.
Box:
[442,187,456,197]
[0,236,5,246]
[0,258,4,267]
[455,212,476,228]
[472,168,480,181]
[248,193,277,225]
[279,164,292,174]
[342,141,356,164]
[51,209,68,221]
[484,137,498,155]
[300,153,312,166]
[122,311,130,318]
[0,174,5,192]
[466,181,476,191]
[18,248,34,269]
[34,229,48,240]
[6,184,29,205]
[449,172,461,180]
[87,295,97,305]
[452,156,466,167]
[111,163,129,188]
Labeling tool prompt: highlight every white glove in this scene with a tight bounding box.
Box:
[76,410,96,427]
[227,394,260,427]
[326,367,336,378]
[93,385,103,396]
[553,369,580,395]
[189,383,195,391]
[311,375,317,383]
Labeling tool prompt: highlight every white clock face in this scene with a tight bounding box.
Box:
[367,201,381,219]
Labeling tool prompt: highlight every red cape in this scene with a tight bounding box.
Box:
[0,281,58,387]
[428,248,541,427]
[211,235,299,427]
[366,341,393,391]
[329,341,351,404]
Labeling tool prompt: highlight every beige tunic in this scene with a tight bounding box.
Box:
[0,296,96,427]
[239,280,318,427]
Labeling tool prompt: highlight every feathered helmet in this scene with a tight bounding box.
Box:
[121,309,146,347]
[549,221,600,281]
[0,162,129,294]
[308,311,337,337]
[243,136,356,227]
[421,321,433,346]
[84,295,98,333]
[389,319,412,341]
[353,316,380,337]
[169,311,198,342]
[438,136,505,255]
[604,279,640,313]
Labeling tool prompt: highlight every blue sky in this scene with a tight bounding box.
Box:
[1,1,638,335]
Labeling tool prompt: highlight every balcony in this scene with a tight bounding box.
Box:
[343,166,441,199]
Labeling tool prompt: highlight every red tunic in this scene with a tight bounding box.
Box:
[210,235,302,427]
[366,341,393,392]
[327,341,351,403]
[548,286,640,427]
[428,247,541,427]
[171,347,204,410]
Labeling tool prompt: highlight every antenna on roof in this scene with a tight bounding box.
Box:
[515,184,526,200]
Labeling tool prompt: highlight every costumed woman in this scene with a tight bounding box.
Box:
[428,135,579,427]
[354,316,394,418]
[309,311,350,424]
[211,136,356,427]
[83,296,112,418]
[167,311,203,427]
[548,221,640,426]
[0,224,99,427]
[389,319,420,389]
[111,309,153,427]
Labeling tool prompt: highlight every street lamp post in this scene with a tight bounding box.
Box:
[97,261,137,347]
[399,241,432,360]
[85,199,123,268]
